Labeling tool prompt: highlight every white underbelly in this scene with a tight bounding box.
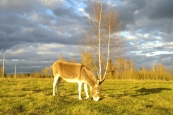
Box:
[63,78,80,83]
[63,78,87,83]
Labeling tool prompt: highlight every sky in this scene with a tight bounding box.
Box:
[0,0,173,73]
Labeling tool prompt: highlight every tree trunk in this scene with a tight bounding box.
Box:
[103,16,111,79]
[97,2,102,80]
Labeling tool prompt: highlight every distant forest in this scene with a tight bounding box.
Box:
[1,54,173,81]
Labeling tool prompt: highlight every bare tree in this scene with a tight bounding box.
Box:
[32,71,41,78]
[171,64,173,75]
[41,67,52,78]
[71,56,76,63]
[152,63,168,81]
[102,5,122,78]
[91,0,103,80]
[58,54,65,61]
[81,52,97,73]
[78,1,123,80]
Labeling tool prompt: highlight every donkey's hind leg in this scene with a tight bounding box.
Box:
[56,77,62,96]
[53,74,61,96]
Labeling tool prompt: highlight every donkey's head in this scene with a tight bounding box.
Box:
[90,79,105,101]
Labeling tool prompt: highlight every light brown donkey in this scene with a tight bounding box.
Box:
[52,60,105,101]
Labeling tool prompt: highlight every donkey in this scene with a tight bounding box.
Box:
[52,60,105,101]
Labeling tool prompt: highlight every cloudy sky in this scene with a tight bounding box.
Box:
[0,0,173,73]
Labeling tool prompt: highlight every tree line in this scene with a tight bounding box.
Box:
[81,52,173,81]
[1,53,172,81]
[0,66,52,78]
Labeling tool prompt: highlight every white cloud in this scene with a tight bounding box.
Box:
[144,33,149,38]
[37,43,65,51]
[11,59,26,62]
[78,8,89,18]
[40,0,63,9]
[146,51,173,57]
[127,36,137,40]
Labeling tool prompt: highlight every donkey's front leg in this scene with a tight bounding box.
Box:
[84,83,89,99]
[78,82,83,100]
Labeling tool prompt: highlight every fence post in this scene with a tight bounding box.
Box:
[2,54,5,78]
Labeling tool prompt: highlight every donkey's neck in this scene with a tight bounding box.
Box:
[81,66,98,88]
[85,71,97,88]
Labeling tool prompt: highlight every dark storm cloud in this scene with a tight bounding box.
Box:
[0,0,86,73]
[113,0,173,35]
[0,0,87,51]
[113,0,146,30]
[0,0,38,13]
[1,42,81,73]
[0,0,173,73]
[5,59,52,73]
[146,0,173,19]
[82,0,173,70]
[162,33,173,43]
[53,7,75,17]
[123,0,173,20]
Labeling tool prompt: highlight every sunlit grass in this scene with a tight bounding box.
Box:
[0,78,173,115]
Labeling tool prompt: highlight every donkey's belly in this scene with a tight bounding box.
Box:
[63,78,79,83]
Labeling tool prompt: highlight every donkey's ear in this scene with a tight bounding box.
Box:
[99,78,105,85]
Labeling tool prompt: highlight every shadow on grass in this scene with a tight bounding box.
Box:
[135,87,171,96]
[104,87,172,99]
[0,94,27,98]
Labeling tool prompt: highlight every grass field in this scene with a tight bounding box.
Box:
[0,78,173,115]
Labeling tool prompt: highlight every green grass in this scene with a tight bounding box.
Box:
[0,78,173,115]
